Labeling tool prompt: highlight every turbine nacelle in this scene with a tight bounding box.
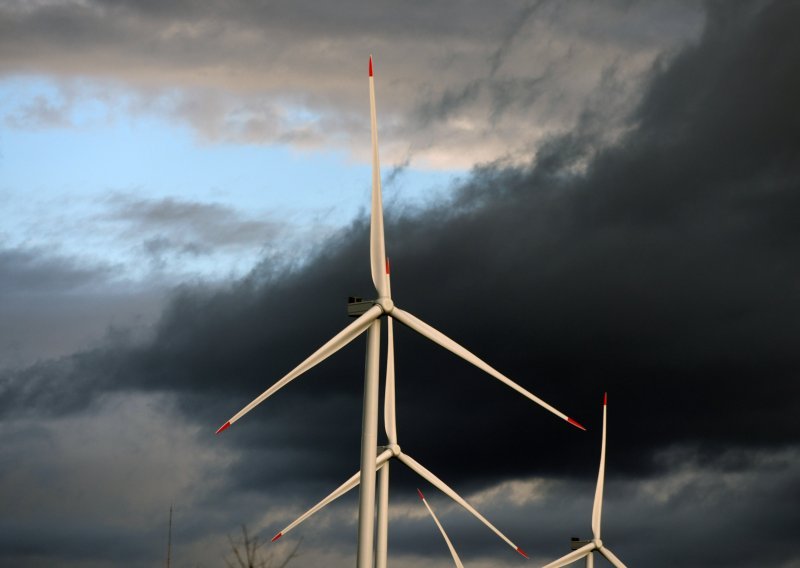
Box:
[382,443,402,457]
[375,296,394,314]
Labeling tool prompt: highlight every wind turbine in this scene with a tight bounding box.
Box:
[418,488,465,568]
[216,56,584,568]
[542,394,627,568]
[270,308,529,562]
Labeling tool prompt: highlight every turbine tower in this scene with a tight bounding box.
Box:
[542,394,628,568]
[216,57,584,568]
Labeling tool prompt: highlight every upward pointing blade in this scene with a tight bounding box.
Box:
[397,452,527,558]
[591,392,608,539]
[216,304,383,432]
[368,55,389,298]
[418,489,465,568]
[391,307,585,430]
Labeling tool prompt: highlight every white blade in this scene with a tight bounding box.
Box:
[541,542,595,568]
[391,307,585,430]
[272,448,394,541]
[591,393,607,539]
[384,315,397,444]
[418,488,464,568]
[396,452,528,559]
[598,546,627,568]
[216,304,383,433]
[368,55,389,299]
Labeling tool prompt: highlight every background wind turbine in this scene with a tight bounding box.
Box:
[542,393,627,568]
[216,56,582,567]
[418,488,465,568]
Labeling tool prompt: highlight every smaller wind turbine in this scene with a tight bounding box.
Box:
[418,488,464,568]
[542,393,627,568]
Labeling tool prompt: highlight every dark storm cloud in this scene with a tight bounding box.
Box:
[6,0,798,474]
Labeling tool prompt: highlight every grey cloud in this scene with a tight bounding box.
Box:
[0,245,166,367]
[102,194,286,259]
[0,246,113,295]
[487,1,543,77]
[4,93,73,129]
[0,0,704,167]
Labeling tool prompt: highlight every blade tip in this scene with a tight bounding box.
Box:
[567,417,587,431]
[417,488,425,500]
[604,391,607,406]
[369,55,373,76]
[271,532,282,542]
[215,421,231,435]
[516,546,529,559]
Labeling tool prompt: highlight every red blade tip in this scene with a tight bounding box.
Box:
[516,546,529,559]
[417,488,425,500]
[604,392,607,406]
[271,532,282,542]
[369,56,373,77]
[215,421,231,435]
[386,258,391,275]
[567,417,587,431]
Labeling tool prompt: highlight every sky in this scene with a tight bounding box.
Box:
[1,1,799,567]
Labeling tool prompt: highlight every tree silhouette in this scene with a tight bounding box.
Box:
[225,525,300,568]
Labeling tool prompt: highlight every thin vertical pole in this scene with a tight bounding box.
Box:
[166,504,172,568]
[356,319,381,568]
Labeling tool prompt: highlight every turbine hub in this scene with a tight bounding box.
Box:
[593,538,603,549]
[375,296,394,314]
[387,443,401,456]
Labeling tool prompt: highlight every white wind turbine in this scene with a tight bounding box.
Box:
[542,393,627,568]
[418,488,465,568]
[216,56,584,568]
[270,309,529,562]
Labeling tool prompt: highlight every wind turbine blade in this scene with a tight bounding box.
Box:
[417,488,465,568]
[397,452,528,558]
[541,542,595,568]
[272,448,394,541]
[384,315,397,444]
[368,55,389,298]
[598,546,628,568]
[216,304,383,433]
[391,307,585,430]
[591,392,607,539]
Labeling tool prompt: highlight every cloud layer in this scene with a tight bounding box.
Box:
[1,1,799,567]
[0,0,703,167]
